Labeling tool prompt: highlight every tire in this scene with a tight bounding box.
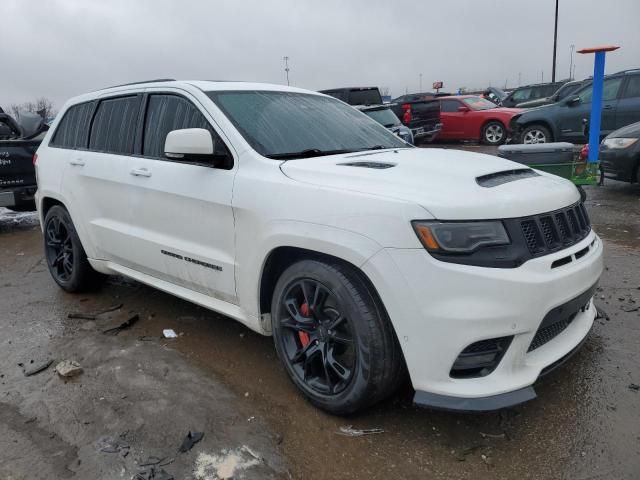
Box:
[521,124,552,144]
[481,121,506,145]
[43,205,105,292]
[271,258,404,414]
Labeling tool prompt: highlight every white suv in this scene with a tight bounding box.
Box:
[35,80,603,414]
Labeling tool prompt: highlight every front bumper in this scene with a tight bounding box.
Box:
[600,148,638,182]
[362,231,603,410]
[413,123,442,142]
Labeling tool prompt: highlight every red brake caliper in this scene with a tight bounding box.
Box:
[298,303,311,347]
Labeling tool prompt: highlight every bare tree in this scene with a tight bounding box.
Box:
[9,97,55,119]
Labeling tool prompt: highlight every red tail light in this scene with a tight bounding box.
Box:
[401,103,412,124]
[32,153,38,166]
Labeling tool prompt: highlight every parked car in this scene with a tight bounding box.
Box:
[501,81,567,108]
[389,93,442,143]
[318,87,383,106]
[481,87,508,106]
[510,69,640,144]
[436,95,521,145]
[0,110,48,211]
[36,80,602,414]
[357,104,414,144]
[516,79,589,109]
[599,120,640,183]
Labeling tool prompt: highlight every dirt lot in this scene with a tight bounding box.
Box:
[1,164,639,479]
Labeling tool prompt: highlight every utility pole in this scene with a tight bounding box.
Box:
[283,56,290,86]
[552,0,559,82]
[419,73,423,92]
[569,44,575,79]
[518,72,522,86]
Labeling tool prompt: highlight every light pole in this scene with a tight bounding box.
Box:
[419,73,423,92]
[569,44,575,79]
[552,0,559,82]
[283,56,290,86]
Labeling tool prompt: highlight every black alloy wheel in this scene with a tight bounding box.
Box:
[45,214,74,282]
[271,259,405,414]
[277,278,356,395]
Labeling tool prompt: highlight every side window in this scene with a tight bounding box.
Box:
[440,100,461,112]
[511,88,531,102]
[142,94,231,168]
[579,77,623,103]
[89,96,140,155]
[622,76,640,99]
[50,102,94,149]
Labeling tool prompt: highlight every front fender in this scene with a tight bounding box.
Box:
[235,220,384,319]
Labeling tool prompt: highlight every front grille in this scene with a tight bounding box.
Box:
[520,202,591,257]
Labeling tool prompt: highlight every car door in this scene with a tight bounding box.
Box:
[439,99,466,139]
[556,77,623,142]
[62,94,143,261]
[121,90,237,302]
[614,74,640,129]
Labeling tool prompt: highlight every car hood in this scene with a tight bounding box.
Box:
[608,121,640,139]
[280,148,579,219]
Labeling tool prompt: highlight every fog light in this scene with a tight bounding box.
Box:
[450,336,513,379]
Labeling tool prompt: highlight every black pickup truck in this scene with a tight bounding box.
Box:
[0,109,48,211]
[389,93,442,143]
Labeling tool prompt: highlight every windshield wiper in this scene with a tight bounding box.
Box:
[266,148,354,160]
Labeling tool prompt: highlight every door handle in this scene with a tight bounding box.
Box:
[69,159,85,166]
[603,105,614,110]
[130,167,152,177]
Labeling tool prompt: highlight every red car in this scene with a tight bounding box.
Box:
[437,96,522,145]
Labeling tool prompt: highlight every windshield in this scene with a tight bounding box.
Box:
[362,107,401,128]
[207,91,408,158]
[462,97,497,111]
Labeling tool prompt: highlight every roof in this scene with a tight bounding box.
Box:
[64,80,320,108]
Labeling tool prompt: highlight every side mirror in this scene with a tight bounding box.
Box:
[457,106,470,113]
[565,95,580,106]
[164,128,213,160]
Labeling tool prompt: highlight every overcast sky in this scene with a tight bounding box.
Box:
[2,0,639,110]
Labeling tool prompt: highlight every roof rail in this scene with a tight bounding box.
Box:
[612,68,640,75]
[100,78,176,90]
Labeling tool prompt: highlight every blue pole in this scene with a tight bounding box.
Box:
[587,51,606,163]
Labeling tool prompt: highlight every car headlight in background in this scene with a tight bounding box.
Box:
[601,137,638,149]
[412,221,510,253]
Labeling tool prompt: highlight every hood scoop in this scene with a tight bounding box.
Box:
[476,168,539,187]
[338,161,396,170]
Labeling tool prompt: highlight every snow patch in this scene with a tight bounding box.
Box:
[194,446,261,479]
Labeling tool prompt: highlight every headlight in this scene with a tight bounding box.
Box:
[412,221,510,253]
[601,137,638,149]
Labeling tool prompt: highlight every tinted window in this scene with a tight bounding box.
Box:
[207,91,407,158]
[511,88,531,102]
[578,77,623,103]
[50,102,94,149]
[142,95,230,168]
[347,89,382,106]
[622,76,640,99]
[89,96,140,154]
[440,100,461,112]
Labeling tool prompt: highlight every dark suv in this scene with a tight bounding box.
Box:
[510,69,640,144]
[501,81,567,108]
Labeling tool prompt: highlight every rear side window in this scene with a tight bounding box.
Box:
[50,102,94,149]
[622,76,640,99]
[142,94,231,167]
[89,96,140,155]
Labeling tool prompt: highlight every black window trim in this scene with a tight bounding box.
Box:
[48,100,98,151]
[87,93,143,157]
[134,91,234,170]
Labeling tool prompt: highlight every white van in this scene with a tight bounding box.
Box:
[35,80,603,414]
